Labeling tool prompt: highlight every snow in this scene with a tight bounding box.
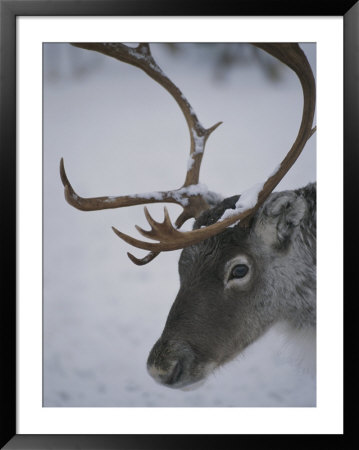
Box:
[105,43,166,77]
[43,43,316,407]
[131,191,165,201]
[104,196,119,202]
[219,181,264,223]
[187,130,206,171]
[192,129,205,153]
[128,184,209,207]
[172,183,209,206]
[187,155,195,171]
[269,163,282,178]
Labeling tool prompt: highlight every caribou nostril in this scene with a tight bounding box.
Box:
[167,360,183,385]
[147,339,195,386]
[147,359,184,386]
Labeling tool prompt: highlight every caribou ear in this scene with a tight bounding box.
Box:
[254,191,307,249]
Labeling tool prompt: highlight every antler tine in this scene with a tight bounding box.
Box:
[60,157,181,212]
[163,207,173,227]
[143,207,158,231]
[127,251,160,266]
[112,43,316,253]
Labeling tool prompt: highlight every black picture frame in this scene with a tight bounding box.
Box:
[1,1,357,448]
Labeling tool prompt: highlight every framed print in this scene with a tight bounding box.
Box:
[39,37,320,415]
[1,0,357,448]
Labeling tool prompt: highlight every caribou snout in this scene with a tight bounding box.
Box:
[147,339,203,388]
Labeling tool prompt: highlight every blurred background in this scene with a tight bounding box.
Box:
[43,43,316,407]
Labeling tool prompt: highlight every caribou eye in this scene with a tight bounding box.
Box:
[230,264,249,279]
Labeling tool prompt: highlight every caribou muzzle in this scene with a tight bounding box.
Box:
[147,338,208,389]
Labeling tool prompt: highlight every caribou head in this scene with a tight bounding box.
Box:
[60,43,316,389]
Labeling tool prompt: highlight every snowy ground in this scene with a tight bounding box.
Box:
[43,43,316,407]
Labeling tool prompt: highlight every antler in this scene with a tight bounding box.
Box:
[61,43,222,264]
[61,43,316,262]
[111,43,316,253]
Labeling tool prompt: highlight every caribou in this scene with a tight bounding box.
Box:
[60,43,316,389]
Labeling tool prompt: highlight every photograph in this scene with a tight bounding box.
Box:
[43,42,317,407]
